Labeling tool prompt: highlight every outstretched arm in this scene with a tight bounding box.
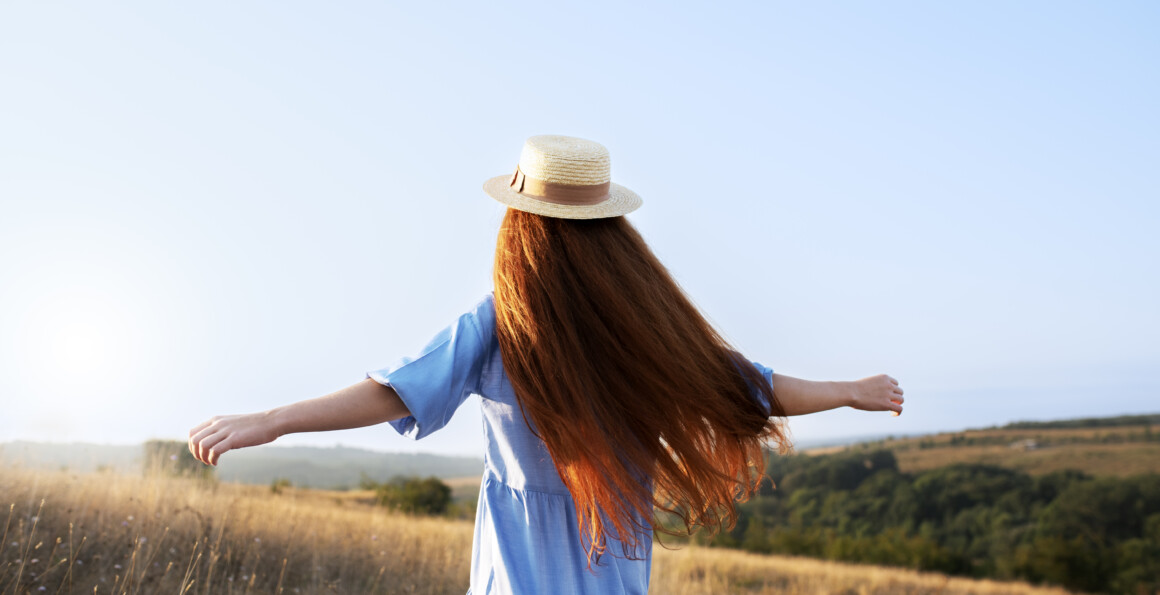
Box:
[188,378,410,466]
[773,373,903,417]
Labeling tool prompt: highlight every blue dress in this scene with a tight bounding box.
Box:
[367,293,775,595]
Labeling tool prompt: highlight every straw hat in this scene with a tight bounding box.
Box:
[482,135,643,219]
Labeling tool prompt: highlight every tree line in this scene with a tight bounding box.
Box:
[999,413,1160,430]
[685,447,1160,594]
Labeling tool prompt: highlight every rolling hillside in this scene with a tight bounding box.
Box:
[802,413,1160,478]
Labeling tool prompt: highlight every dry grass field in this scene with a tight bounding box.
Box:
[0,467,1080,595]
[651,547,1078,595]
[805,424,1160,478]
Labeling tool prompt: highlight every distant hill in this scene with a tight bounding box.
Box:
[0,441,483,488]
[0,441,140,473]
[804,412,1160,477]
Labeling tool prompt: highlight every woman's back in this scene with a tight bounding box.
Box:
[369,292,776,594]
[369,293,649,593]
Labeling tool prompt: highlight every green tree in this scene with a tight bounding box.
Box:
[270,477,292,494]
[742,516,770,553]
[375,476,452,516]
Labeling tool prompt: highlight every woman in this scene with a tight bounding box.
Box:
[188,135,905,594]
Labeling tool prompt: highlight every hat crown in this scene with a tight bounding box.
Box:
[518,135,611,186]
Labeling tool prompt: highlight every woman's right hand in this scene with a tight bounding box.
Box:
[188,412,281,467]
[850,374,905,416]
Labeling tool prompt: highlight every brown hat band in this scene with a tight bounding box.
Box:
[509,164,611,206]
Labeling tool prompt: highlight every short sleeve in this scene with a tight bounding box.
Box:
[366,295,495,440]
[749,360,775,393]
[728,350,775,413]
[750,359,778,413]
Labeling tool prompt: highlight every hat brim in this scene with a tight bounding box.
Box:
[482,175,642,220]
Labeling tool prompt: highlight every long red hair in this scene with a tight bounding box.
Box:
[492,208,792,563]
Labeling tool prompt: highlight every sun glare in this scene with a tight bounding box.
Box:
[22,289,146,393]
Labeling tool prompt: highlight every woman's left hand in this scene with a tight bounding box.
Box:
[850,374,904,416]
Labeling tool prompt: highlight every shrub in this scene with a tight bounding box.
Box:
[374,476,452,516]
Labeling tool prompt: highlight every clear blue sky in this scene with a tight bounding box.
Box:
[1,1,1156,456]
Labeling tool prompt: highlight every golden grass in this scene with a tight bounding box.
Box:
[894,441,1160,477]
[0,468,1080,594]
[0,468,471,594]
[953,424,1156,441]
[650,546,1077,595]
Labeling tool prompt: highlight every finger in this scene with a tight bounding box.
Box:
[190,426,218,465]
[892,393,904,403]
[190,419,221,463]
[887,376,899,386]
[199,431,229,467]
[210,438,231,466]
[188,421,212,460]
[194,428,222,466]
[191,437,208,467]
